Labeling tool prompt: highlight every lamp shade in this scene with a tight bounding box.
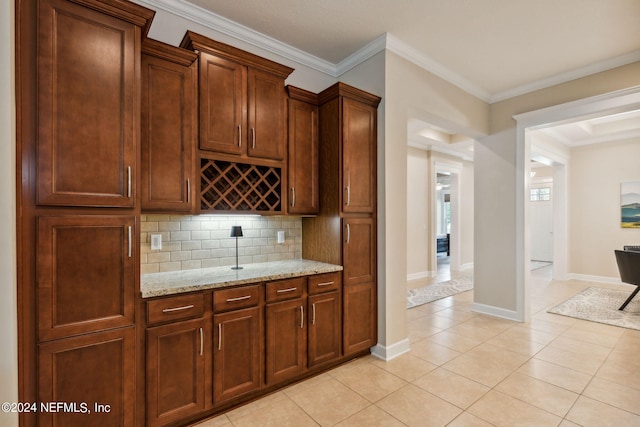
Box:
[230,226,243,238]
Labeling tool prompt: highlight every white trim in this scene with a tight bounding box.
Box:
[458,262,474,271]
[407,271,435,281]
[568,273,624,285]
[472,303,522,322]
[370,339,411,361]
[335,34,387,76]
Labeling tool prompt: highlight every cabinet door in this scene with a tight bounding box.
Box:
[308,291,341,367]
[37,0,137,207]
[342,98,377,213]
[37,215,135,341]
[288,97,319,214]
[343,282,376,356]
[213,306,262,403]
[265,298,307,385]
[141,52,196,212]
[343,217,376,286]
[38,327,135,427]
[199,52,246,155]
[146,318,207,427]
[247,69,286,160]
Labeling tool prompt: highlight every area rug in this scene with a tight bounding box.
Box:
[407,277,473,309]
[548,287,640,331]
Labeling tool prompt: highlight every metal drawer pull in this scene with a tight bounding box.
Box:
[199,327,203,356]
[226,295,252,302]
[161,304,194,313]
[312,303,316,325]
[218,323,222,350]
[187,179,191,203]
[346,224,351,244]
[316,281,334,287]
[238,125,242,147]
[276,287,298,294]
[300,306,304,329]
[291,187,296,208]
[128,226,132,258]
[127,166,132,198]
[251,128,256,149]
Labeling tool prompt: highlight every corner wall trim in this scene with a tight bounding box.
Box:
[370,339,411,361]
[407,271,435,281]
[472,303,522,322]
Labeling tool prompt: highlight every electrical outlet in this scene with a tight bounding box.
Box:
[277,230,285,244]
[150,234,162,250]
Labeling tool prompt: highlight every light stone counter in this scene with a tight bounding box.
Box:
[141,259,343,298]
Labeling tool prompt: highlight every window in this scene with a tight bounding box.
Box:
[531,187,551,201]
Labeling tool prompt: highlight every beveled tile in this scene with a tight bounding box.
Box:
[583,377,640,415]
[329,360,408,402]
[369,352,438,382]
[517,358,592,394]
[566,396,640,427]
[495,372,578,417]
[467,390,561,426]
[376,384,462,427]
[413,367,490,409]
[287,378,369,426]
[334,405,405,427]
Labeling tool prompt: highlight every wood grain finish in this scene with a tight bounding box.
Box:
[247,69,286,160]
[37,0,138,207]
[38,327,135,427]
[146,293,205,326]
[343,217,376,286]
[265,298,307,384]
[343,282,376,355]
[308,291,341,367]
[37,215,135,341]
[141,40,197,212]
[212,285,261,312]
[265,277,305,303]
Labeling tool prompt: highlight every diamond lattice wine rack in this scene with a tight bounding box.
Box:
[200,158,282,213]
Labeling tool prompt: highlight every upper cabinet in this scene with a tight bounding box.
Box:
[141,39,197,212]
[36,0,153,207]
[181,31,293,162]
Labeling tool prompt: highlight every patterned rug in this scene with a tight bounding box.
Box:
[548,287,640,331]
[407,277,473,309]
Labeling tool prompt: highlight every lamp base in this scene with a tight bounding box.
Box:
[231,266,243,270]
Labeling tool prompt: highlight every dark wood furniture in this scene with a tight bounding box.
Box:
[614,249,640,311]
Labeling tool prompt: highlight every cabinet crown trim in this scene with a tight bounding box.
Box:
[142,38,198,66]
[318,82,381,107]
[180,30,294,79]
[72,0,156,35]
[287,85,319,105]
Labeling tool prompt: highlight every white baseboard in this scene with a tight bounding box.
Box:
[407,271,435,281]
[567,273,622,285]
[370,338,411,361]
[472,302,522,322]
[458,262,474,271]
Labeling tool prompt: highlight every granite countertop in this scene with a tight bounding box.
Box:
[141,259,343,298]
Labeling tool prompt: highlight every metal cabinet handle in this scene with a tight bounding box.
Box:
[251,128,256,149]
[238,125,242,147]
[312,303,316,325]
[226,295,252,302]
[316,281,334,287]
[161,304,194,313]
[346,223,351,244]
[199,327,203,356]
[291,187,296,208]
[128,226,132,258]
[300,306,304,329]
[276,287,298,294]
[345,170,351,206]
[187,179,191,203]
[217,323,222,350]
[127,166,132,198]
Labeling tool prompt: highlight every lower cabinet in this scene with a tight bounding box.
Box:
[308,290,341,367]
[343,281,377,355]
[38,327,135,427]
[146,318,207,427]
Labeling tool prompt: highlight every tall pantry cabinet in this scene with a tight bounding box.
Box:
[303,83,381,356]
[17,0,154,426]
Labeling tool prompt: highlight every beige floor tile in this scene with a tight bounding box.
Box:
[441,352,515,387]
[583,377,640,415]
[427,330,483,353]
[525,317,572,335]
[606,346,640,369]
[558,420,582,427]
[516,358,592,394]
[225,391,291,422]
[467,390,561,426]
[282,372,333,396]
[413,367,490,409]
[495,372,578,417]
[190,414,232,426]
[534,345,606,375]
[329,360,408,402]
[376,384,462,427]
[369,352,438,382]
[334,405,405,427]
[596,358,640,390]
[463,314,515,332]
[408,317,444,341]
[550,336,613,359]
[445,322,502,341]
[562,322,624,347]
[464,343,531,371]
[230,396,318,427]
[446,412,494,427]
[430,307,476,322]
[485,332,547,356]
[498,324,558,345]
[287,378,369,426]
[566,395,640,427]
[409,339,461,366]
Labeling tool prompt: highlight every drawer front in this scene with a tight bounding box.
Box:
[147,293,205,325]
[213,285,261,312]
[308,272,341,295]
[265,277,306,303]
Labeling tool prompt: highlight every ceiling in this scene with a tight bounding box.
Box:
[163,0,640,102]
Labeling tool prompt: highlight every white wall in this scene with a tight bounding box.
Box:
[1,1,18,426]
[407,147,430,277]
[569,137,640,278]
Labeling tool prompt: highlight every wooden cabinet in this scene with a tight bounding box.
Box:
[212,286,263,403]
[343,281,376,355]
[36,0,144,207]
[307,273,342,367]
[38,327,135,427]
[343,217,376,286]
[141,39,197,212]
[37,215,136,341]
[287,86,319,215]
[146,318,207,427]
[182,31,293,162]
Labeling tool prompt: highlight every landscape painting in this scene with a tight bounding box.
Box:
[621,181,640,228]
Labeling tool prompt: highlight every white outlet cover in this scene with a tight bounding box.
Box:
[277,230,285,244]
[151,234,162,250]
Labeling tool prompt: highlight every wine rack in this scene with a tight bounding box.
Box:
[200,159,282,212]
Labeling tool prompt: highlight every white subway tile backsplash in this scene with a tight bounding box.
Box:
[140,215,302,273]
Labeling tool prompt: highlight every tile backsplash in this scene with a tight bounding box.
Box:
[140,215,302,274]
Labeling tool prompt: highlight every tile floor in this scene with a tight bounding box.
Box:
[193,263,640,426]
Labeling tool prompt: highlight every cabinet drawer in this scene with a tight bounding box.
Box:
[147,293,204,326]
[266,277,306,303]
[308,272,341,295]
[213,285,261,312]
